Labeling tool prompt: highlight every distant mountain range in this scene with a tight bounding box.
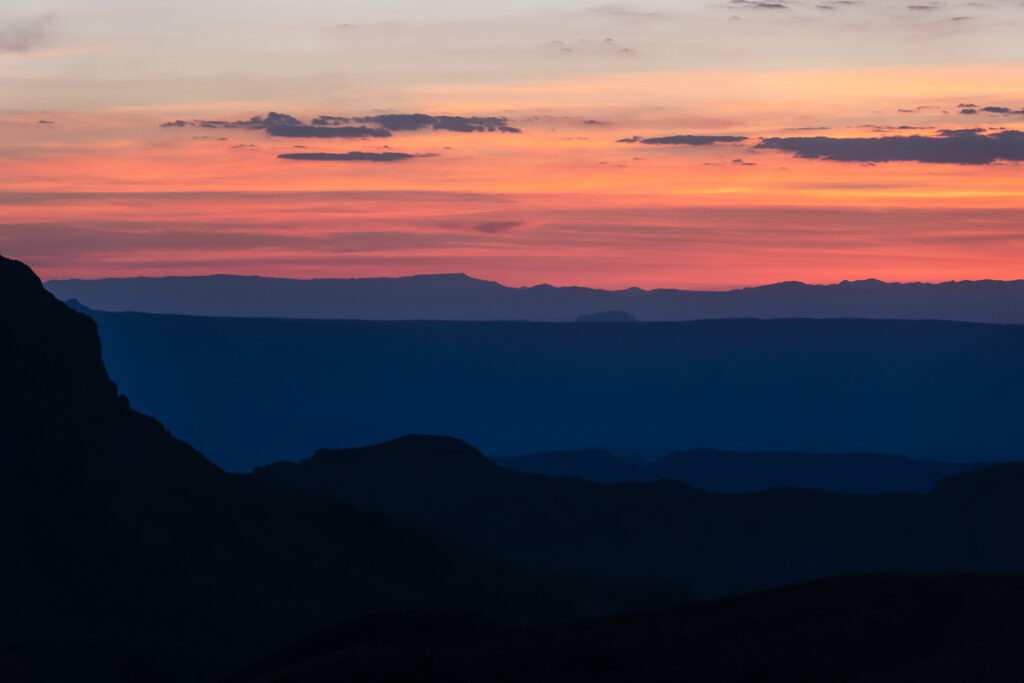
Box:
[495,448,995,494]
[46,273,1024,323]
[254,435,1024,599]
[71,304,1024,470]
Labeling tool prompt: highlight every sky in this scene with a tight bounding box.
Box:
[2,0,1024,288]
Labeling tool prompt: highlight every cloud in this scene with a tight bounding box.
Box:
[353,113,522,133]
[354,114,436,131]
[160,112,302,130]
[542,37,635,55]
[277,152,437,162]
[856,124,931,131]
[0,14,56,53]
[730,0,789,8]
[958,105,1024,116]
[756,129,1024,164]
[435,116,520,133]
[472,221,523,233]
[619,134,748,145]
[311,115,351,126]
[161,111,520,137]
[38,120,54,125]
[161,113,390,138]
[587,5,665,19]
[267,125,391,138]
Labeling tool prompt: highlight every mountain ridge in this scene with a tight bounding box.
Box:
[254,434,1024,599]
[45,274,1024,323]
[494,448,997,494]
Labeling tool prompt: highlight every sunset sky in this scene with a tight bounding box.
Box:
[2,0,1023,288]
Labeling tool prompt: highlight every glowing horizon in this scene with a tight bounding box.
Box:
[3,2,1024,288]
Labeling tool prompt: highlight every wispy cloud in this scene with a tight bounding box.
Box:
[161,112,521,137]
[0,13,56,53]
[619,134,748,145]
[277,151,437,162]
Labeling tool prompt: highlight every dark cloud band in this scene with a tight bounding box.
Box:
[161,112,521,137]
[277,152,437,162]
[618,135,748,145]
[757,130,1024,164]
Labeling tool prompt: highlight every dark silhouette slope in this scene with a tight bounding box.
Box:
[495,448,994,494]
[45,273,1024,323]
[230,573,1024,683]
[0,256,691,681]
[255,436,1024,598]
[71,305,1024,470]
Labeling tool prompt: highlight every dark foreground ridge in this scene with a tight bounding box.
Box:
[45,273,1024,323]
[0,254,692,682]
[495,447,995,494]
[232,573,1024,683]
[256,434,1024,598]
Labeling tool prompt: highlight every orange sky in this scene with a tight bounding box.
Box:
[3,5,1024,287]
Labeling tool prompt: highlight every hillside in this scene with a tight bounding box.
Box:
[231,573,1024,683]
[495,448,994,494]
[0,255,692,682]
[254,435,1024,598]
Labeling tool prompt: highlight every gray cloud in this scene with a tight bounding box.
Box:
[756,129,1024,164]
[354,113,520,133]
[619,134,748,145]
[587,6,666,19]
[161,111,521,137]
[267,125,391,138]
[0,14,56,53]
[730,0,789,8]
[472,221,523,233]
[957,105,1024,116]
[277,152,437,162]
[311,115,351,126]
[354,114,436,131]
[160,111,302,130]
[542,37,635,55]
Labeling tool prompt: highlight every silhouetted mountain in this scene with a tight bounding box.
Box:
[0,255,692,682]
[575,310,637,322]
[495,448,995,494]
[254,435,1024,599]
[68,304,1024,470]
[46,274,1024,323]
[230,573,1024,683]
